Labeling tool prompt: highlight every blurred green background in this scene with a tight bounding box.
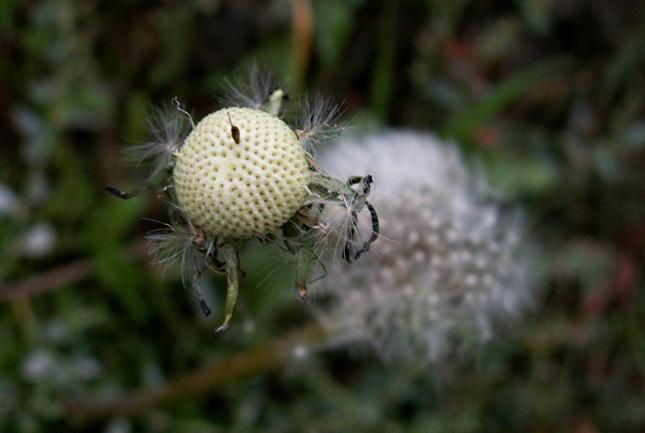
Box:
[1,0,644,432]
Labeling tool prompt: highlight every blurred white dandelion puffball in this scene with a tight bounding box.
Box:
[315,131,536,363]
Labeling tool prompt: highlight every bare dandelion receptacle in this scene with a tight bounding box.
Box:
[173,107,310,240]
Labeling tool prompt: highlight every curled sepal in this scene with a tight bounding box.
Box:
[307,172,379,263]
[295,241,317,301]
[214,241,241,335]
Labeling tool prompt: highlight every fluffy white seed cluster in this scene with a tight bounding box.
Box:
[174,107,311,239]
[314,131,535,364]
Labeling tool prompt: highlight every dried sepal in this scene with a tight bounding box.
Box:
[302,171,379,265]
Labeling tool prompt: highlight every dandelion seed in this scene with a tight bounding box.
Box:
[312,131,537,364]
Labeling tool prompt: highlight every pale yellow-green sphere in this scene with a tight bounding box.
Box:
[173,107,311,239]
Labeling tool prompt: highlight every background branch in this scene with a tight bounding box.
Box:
[69,323,328,426]
[0,241,146,302]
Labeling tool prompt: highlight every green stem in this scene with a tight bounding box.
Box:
[370,0,398,121]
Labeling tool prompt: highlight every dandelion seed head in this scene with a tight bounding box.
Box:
[109,70,382,333]
[313,131,536,364]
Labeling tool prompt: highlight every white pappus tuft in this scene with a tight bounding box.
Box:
[220,65,278,111]
[145,221,205,285]
[122,102,192,183]
[295,94,345,153]
[144,213,218,317]
[312,131,537,365]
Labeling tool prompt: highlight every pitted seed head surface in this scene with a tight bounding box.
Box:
[174,107,310,239]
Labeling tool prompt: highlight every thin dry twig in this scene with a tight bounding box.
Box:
[0,241,146,302]
[0,260,94,301]
[69,323,328,425]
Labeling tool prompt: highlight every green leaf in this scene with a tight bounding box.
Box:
[444,57,572,144]
[313,0,365,68]
[369,0,397,121]
[83,196,145,251]
[92,247,149,323]
[483,152,558,195]
[602,24,645,100]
